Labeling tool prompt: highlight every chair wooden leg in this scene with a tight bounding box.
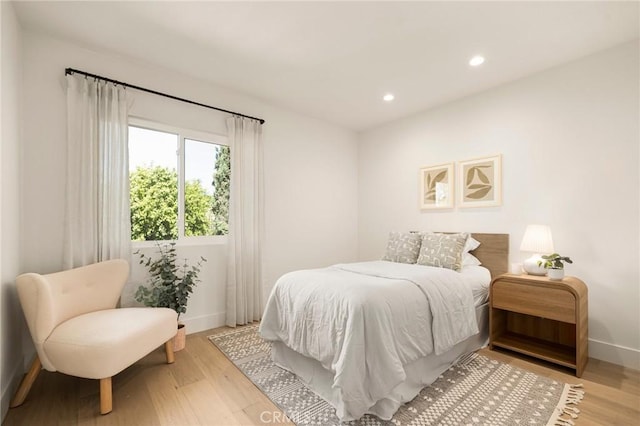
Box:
[99,377,112,415]
[10,356,41,408]
[165,340,175,364]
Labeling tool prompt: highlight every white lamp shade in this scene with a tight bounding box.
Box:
[520,224,555,254]
[520,224,555,275]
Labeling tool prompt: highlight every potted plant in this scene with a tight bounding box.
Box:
[134,242,206,351]
[538,253,573,281]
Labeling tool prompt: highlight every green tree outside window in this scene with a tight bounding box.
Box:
[130,143,230,241]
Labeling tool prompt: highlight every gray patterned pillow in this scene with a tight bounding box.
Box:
[417,232,469,271]
[382,232,422,264]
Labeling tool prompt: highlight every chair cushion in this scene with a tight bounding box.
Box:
[44,307,177,379]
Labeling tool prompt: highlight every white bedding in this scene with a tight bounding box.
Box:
[460,265,492,305]
[271,304,489,421]
[259,260,489,421]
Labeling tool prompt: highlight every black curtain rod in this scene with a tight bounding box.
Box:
[65,68,265,125]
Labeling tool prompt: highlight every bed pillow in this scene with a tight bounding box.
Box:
[417,232,469,271]
[463,235,482,266]
[382,232,422,264]
[463,252,482,266]
[464,236,481,253]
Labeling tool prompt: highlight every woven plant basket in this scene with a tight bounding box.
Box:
[173,323,186,352]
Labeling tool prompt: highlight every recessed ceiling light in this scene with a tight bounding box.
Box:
[469,56,485,67]
[383,93,395,102]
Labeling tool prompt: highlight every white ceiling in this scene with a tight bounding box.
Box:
[12,1,640,131]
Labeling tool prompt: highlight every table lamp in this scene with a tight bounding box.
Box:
[519,224,554,275]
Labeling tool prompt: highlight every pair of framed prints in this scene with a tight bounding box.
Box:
[420,154,502,209]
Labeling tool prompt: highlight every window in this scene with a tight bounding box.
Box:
[128,120,230,242]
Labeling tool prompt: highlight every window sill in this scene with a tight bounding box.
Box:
[131,236,228,249]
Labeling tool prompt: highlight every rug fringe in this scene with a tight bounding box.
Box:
[546,384,585,426]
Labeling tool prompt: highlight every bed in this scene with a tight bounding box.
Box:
[259,233,509,422]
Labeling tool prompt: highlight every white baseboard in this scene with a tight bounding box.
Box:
[1,359,24,422]
[589,338,640,370]
[181,311,226,335]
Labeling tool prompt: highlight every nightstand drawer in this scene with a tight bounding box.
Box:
[492,280,576,323]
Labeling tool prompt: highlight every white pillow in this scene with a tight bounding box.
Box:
[463,252,482,266]
[464,236,481,253]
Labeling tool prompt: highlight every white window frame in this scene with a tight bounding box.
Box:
[129,117,229,248]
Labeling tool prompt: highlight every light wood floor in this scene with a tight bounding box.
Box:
[4,327,639,425]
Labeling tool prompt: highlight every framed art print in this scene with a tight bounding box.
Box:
[420,162,454,209]
[457,154,502,208]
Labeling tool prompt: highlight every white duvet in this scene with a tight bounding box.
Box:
[259,260,479,420]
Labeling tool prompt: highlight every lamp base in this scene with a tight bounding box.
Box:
[523,254,547,276]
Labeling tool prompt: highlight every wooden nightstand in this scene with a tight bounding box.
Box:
[489,273,588,377]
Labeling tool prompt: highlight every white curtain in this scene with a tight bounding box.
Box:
[226,116,264,326]
[63,74,131,269]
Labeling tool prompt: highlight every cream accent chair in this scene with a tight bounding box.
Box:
[11,259,178,415]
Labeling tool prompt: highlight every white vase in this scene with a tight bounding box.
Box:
[547,269,565,281]
[523,255,547,275]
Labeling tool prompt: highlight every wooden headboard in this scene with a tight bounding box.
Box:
[470,233,509,278]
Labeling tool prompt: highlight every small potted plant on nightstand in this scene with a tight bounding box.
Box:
[538,253,573,281]
[135,242,206,351]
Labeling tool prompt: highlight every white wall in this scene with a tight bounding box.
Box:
[1,1,24,419]
[19,30,358,339]
[358,41,640,369]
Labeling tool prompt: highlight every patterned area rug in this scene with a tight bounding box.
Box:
[209,325,584,426]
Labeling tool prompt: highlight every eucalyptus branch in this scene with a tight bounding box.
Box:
[134,242,207,321]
